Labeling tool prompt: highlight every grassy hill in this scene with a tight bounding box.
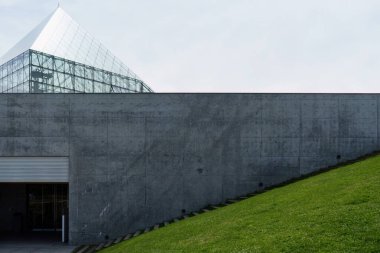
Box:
[101,156,380,253]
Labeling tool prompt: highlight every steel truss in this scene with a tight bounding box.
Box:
[0,50,153,93]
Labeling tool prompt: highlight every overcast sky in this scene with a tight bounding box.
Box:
[1,0,380,92]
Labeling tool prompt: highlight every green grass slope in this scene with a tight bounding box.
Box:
[101,156,380,253]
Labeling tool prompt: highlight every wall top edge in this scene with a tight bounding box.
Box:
[2,93,380,95]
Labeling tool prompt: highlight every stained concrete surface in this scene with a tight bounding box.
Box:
[0,232,76,253]
[1,93,380,244]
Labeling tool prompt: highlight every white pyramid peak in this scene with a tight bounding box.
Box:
[0,9,55,65]
[0,6,139,79]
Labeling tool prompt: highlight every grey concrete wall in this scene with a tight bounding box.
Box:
[0,94,379,244]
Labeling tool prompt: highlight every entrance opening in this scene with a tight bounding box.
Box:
[27,184,68,231]
[0,183,68,243]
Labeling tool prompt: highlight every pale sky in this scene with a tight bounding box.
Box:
[1,0,380,93]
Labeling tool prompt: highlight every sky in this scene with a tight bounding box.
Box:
[1,0,380,93]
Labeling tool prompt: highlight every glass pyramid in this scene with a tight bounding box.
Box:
[0,7,153,93]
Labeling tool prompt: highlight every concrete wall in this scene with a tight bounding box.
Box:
[0,93,378,244]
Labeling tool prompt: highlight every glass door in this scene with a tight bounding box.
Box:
[27,184,68,231]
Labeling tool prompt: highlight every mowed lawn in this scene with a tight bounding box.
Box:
[101,156,380,253]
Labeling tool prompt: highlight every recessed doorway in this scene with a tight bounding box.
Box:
[0,157,71,251]
[27,184,68,232]
[0,183,70,252]
[0,183,68,234]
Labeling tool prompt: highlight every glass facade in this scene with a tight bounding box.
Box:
[0,51,29,93]
[0,7,153,93]
[0,50,152,93]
